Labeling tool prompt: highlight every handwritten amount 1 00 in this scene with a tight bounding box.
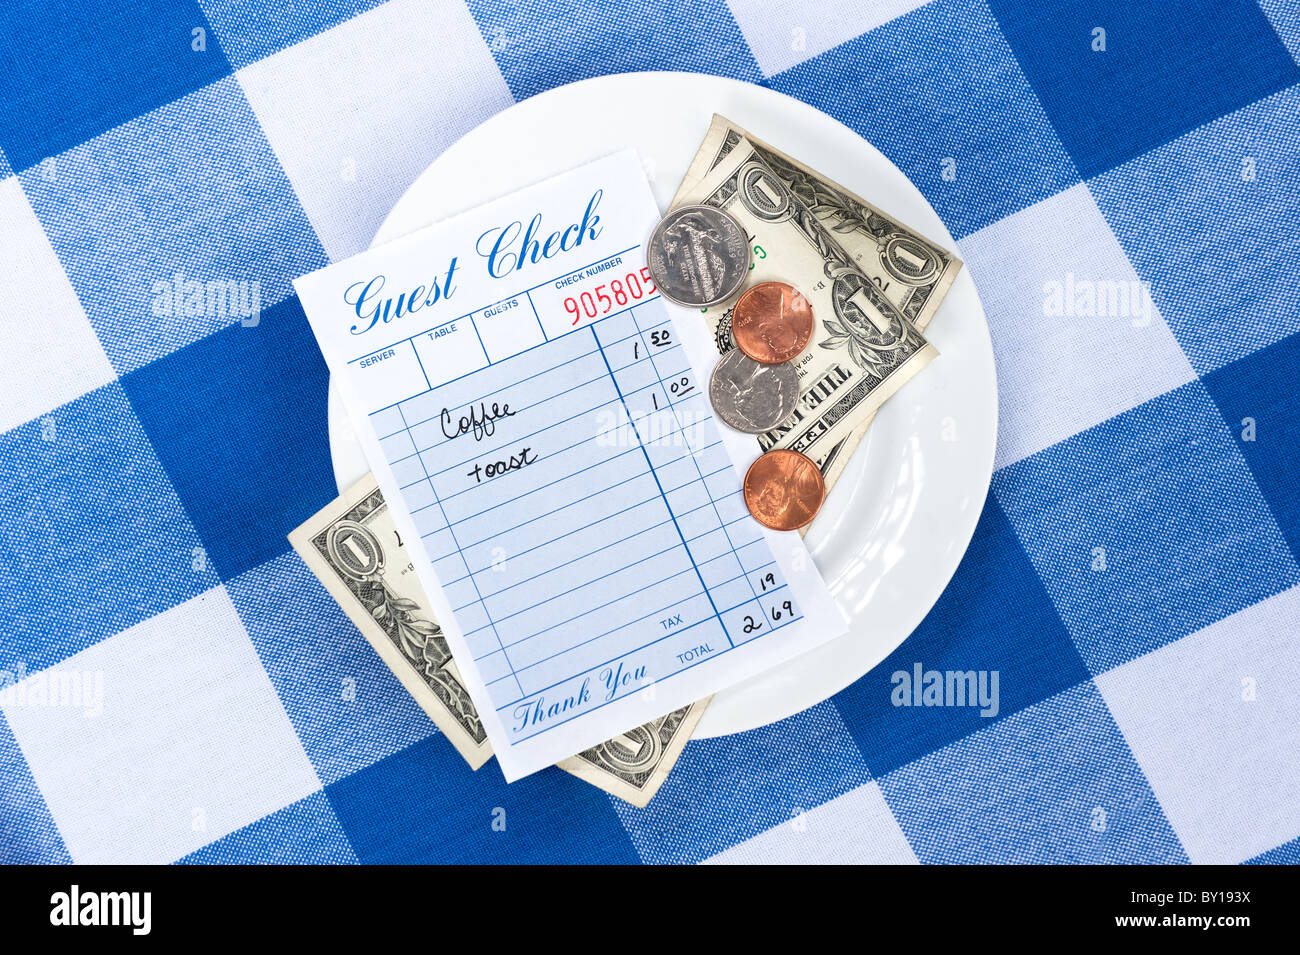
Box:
[565,268,657,325]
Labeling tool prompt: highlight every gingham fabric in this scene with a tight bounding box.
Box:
[1,0,1297,866]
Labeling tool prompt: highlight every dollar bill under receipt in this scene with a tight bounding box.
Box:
[290,476,709,805]
[292,150,846,781]
[673,116,962,491]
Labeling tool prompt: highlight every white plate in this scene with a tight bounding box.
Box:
[328,71,997,739]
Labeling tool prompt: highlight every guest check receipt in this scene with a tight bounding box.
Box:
[295,151,846,780]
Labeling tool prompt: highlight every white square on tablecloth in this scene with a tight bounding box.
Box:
[0,178,115,434]
[1,587,320,864]
[702,781,918,865]
[725,0,928,77]
[1095,584,1300,864]
[958,182,1197,468]
[237,0,513,262]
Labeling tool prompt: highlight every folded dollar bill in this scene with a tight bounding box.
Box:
[290,475,706,806]
[672,130,937,486]
[675,116,963,491]
[677,115,962,331]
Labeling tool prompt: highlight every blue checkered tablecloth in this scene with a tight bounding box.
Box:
[1,0,1298,866]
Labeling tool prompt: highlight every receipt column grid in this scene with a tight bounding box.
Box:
[396,403,525,701]
[622,303,801,646]
[589,322,731,648]
[417,322,695,700]
[630,304,767,621]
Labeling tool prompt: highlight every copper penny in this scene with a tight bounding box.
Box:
[743,449,825,531]
[731,282,814,364]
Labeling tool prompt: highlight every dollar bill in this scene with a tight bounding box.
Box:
[555,699,710,807]
[671,134,937,475]
[677,115,962,332]
[676,117,962,490]
[290,476,492,768]
[290,475,706,805]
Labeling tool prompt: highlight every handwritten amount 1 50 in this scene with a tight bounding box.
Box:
[565,268,657,325]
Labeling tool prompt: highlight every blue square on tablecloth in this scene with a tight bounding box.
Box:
[0,712,71,864]
[612,702,871,864]
[464,0,761,101]
[0,384,219,672]
[768,0,1079,239]
[985,0,1300,180]
[0,0,231,172]
[325,735,639,864]
[1203,332,1300,560]
[225,552,438,786]
[833,498,1089,778]
[197,0,386,70]
[20,77,327,376]
[879,681,1187,863]
[1090,86,1300,375]
[1245,835,1300,865]
[1260,1,1300,66]
[0,148,11,181]
[177,791,357,864]
[993,381,1300,677]
[121,295,335,583]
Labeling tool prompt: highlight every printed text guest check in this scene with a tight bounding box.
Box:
[295,152,845,780]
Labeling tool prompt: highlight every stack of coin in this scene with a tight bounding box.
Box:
[725,281,823,529]
[730,281,814,366]
[647,205,750,308]
[708,349,799,435]
[709,280,813,432]
[743,448,825,532]
[647,211,826,530]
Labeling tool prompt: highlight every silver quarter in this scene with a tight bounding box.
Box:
[709,348,800,434]
[646,204,750,307]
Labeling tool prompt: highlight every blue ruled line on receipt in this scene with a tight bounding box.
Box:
[365,254,803,744]
[291,151,845,777]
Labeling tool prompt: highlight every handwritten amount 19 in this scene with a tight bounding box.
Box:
[565,268,657,325]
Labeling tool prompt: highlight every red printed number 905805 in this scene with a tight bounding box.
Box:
[565,268,657,325]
